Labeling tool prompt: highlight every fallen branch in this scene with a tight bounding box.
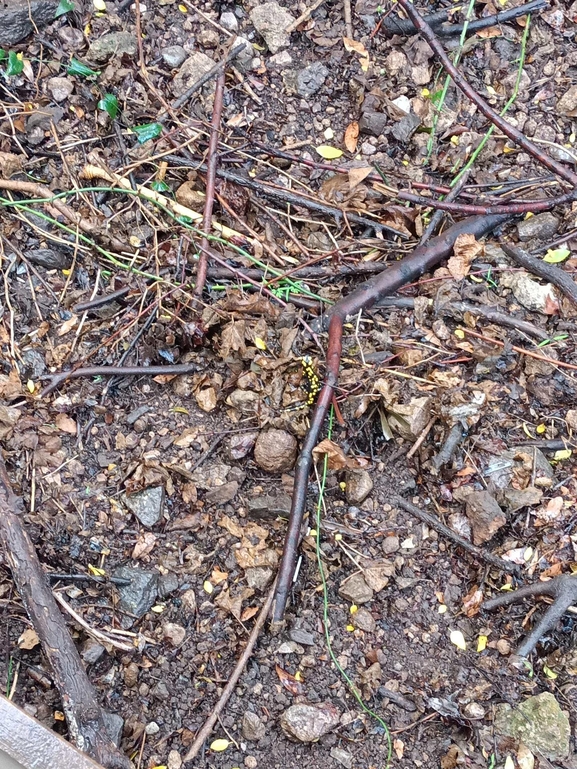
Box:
[286,0,327,32]
[501,242,577,309]
[435,299,549,341]
[271,213,511,626]
[431,423,464,470]
[399,188,577,217]
[418,171,470,246]
[395,497,518,574]
[195,71,226,297]
[183,579,276,763]
[41,362,199,397]
[382,0,547,38]
[461,328,577,372]
[395,0,577,189]
[483,574,577,656]
[0,454,130,769]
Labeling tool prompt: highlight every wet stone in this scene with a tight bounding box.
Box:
[339,573,373,604]
[113,566,158,617]
[81,637,106,665]
[161,45,187,68]
[250,2,295,54]
[0,0,59,46]
[296,62,329,98]
[280,702,341,742]
[517,212,559,241]
[102,711,124,747]
[494,692,570,760]
[123,486,164,528]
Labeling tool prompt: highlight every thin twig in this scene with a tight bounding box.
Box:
[183,579,276,762]
[418,171,470,246]
[462,328,577,372]
[52,591,135,652]
[286,0,327,32]
[395,497,517,573]
[501,243,577,309]
[41,363,198,397]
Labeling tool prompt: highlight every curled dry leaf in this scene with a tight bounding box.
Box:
[276,664,305,696]
[447,233,483,280]
[132,532,157,559]
[312,438,368,470]
[344,121,359,153]
[462,586,484,617]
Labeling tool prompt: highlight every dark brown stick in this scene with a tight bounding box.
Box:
[501,243,577,308]
[395,0,577,189]
[382,0,547,38]
[436,300,549,341]
[395,497,517,573]
[271,213,511,626]
[183,579,276,763]
[195,71,226,297]
[418,171,470,246]
[74,287,131,313]
[41,363,199,397]
[0,455,130,769]
[483,574,577,656]
[399,188,577,217]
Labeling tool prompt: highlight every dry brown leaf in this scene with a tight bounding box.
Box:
[211,568,228,585]
[173,427,199,448]
[447,233,483,280]
[462,586,484,617]
[348,165,372,190]
[0,369,22,399]
[132,532,157,559]
[55,413,77,434]
[312,438,367,470]
[219,514,243,538]
[344,121,360,153]
[220,320,246,359]
[276,664,305,696]
[195,386,217,412]
[363,560,395,592]
[0,152,25,179]
[18,628,40,650]
[215,587,254,621]
[343,37,368,57]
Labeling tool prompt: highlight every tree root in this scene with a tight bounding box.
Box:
[483,574,577,657]
[0,454,130,769]
[502,243,577,309]
[271,213,512,627]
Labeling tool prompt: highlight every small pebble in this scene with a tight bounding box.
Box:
[145,721,160,736]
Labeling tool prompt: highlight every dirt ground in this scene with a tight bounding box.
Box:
[1,0,577,768]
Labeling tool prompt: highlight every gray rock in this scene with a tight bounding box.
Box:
[158,572,179,598]
[517,212,559,242]
[220,11,239,32]
[197,27,219,48]
[123,486,164,528]
[269,51,293,69]
[113,566,158,617]
[289,628,316,646]
[391,112,421,143]
[359,111,387,136]
[0,0,59,46]
[250,2,295,54]
[345,470,373,505]
[172,52,216,98]
[126,405,150,425]
[152,681,170,700]
[280,702,341,742]
[465,490,506,545]
[248,494,291,520]
[277,641,304,654]
[26,248,71,269]
[361,141,376,155]
[382,535,399,554]
[330,747,353,769]
[494,692,570,760]
[353,607,375,632]
[500,486,542,514]
[242,711,266,741]
[21,349,46,379]
[339,573,373,604]
[245,566,274,591]
[232,36,254,72]
[296,62,328,98]
[204,480,239,505]
[557,85,577,117]
[161,45,187,68]
[47,77,74,102]
[102,711,124,747]
[81,638,106,664]
[57,26,85,50]
[88,32,137,63]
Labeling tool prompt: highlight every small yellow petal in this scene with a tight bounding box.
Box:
[334,533,342,541]
[203,580,213,594]
[454,328,465,339]
[349,604,358,614]
[536,423,546,434]
[346,624,355,632]
[210,739,230,752]
[438,604,447,614]
[450,629,467,651]
[93,0,106,10]
[477,635,488,652]
[178,4,187,11]
[254,337,267,350]
[27,379,35,393]
[315,145,343,160]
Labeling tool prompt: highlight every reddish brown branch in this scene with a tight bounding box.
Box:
[399,188,577,217]
[41,363,199,397]
[395,0,577,189]
[194,71,226,297]
[0,454,130,769]
[271,213,511,626]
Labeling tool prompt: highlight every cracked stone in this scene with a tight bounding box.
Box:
[123,486,164,528]
[0,0,59,46]
[296,62,328,98]
[280,702,341,742]
[250,2,295,54]
[494,692,570,760]
[88,32,137,63]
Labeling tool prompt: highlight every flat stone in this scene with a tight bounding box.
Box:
[345,470,373,505]
[353,607,376,632]
[197,27,219,48]
[388,396,432,441]
[289,628,316,646]
[277,641,304,654]
[391,112,421,143]
[172,52,216,97]
[382,535,399,554]
[0,0,59,46]
[500,486,543,514]
[47,77,74,102]
[494,692,570,760]
[220,11,239,32]
[88,32,137,63]
[233,36,255,72]
[113,566,158,617]
[21,349,46,379]
[465,490,506,545]
[331,747,353,769]
[339,573,373,604]
[123,486,164,528]
[250,2,295,54]
[296,62,328,98]
[81,637,106,664]
[517,212,559,242]
[126,405,150,425]
[204,481,239,505]
[158,572,179,598]
[359,111,387,136]
[152,681,170,700]
[269,51,293,69]
[280,702,341,742]
[161,45,187,68]
[242,711,266,741]
[102,711,124,747]
[162,622,186,647]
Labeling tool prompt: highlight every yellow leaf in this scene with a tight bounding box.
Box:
[536,423,546,434]
[254,337,267,350]
[421,88,430,97]
[522,423,535,439]
[173,406,189,414]
[316,145,343,160]
[54,711,65,721]
[543,247,570,264]
[151,604,166,613]
[93,0,106,10]
[88,564,106,576]
[27,379,35,393]
[350,604,358,614]
[454,329,465,339]
[152,766,168,769]
[477,635,488,652]
[178,4,187,11]
[309,529,317,537]
[438,604,447,614]
[203,580,214,594]
[210,739,230,752]
[346,624,355,632]
[554,449,572,461]
[450,135,459,146]
[525,212,534,219]
[450,629,467,650]
[334,533,342,541]
[294,671,303,681]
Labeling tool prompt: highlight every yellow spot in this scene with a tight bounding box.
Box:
[203,580,213,594]
[421,88,430,97]
[178,4,187,11]
[438,604,447,614]
[477,635,488,652]
[450,629,467,650]
[349,604,358,614]
[454,329,465,339]
[254,337,267,350]
[93,0,107,10]
[339,481,346,491]
[346,624,355,632]
[334,533,342,541]
[27,380,35,393]
[151,604,165,613]
[210,739,230,752]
